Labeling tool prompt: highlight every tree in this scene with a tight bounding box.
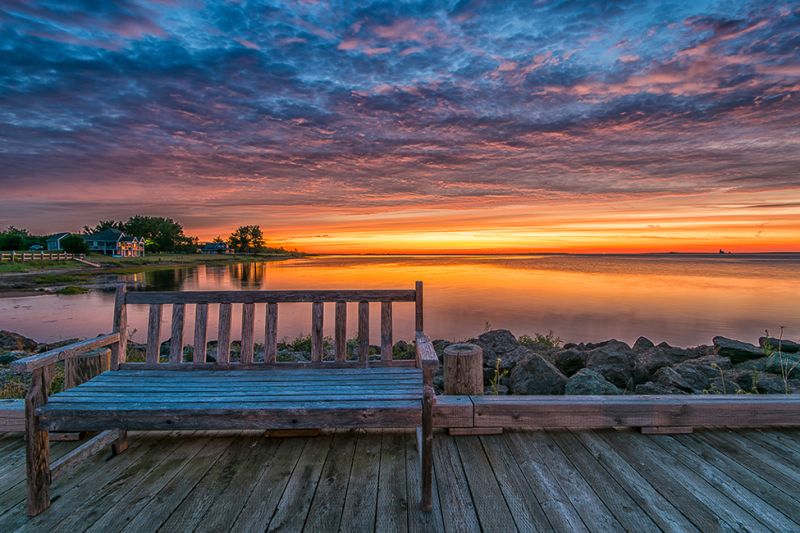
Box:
[227,225,265,253]
[83,220,123,234]
[121,216,193,253]
[61,234,89,254]
[0,230,25,251]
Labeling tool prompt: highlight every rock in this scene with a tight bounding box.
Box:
[551,348,586,376]
[585,339,631,351]
[633,345,698,383]
[634,382,687,395]
[633,336,655,351]
[585,341,636,389]
[471,329,520,365]
[652,367,693,392]
[672,355,731,392]
[736,353,800,378]
[759,337,800,354]
[712,336,763,363]
[0,330,38,353]
[432,340,451,357]
[509,352,567,395]
[565,368,622,395]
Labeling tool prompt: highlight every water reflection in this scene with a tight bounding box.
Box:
[1,254,798,347]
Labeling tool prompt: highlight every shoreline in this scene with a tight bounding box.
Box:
[0,252,302,295]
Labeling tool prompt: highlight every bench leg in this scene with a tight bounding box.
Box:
[421,385,434,512]
[112,430,129,456]
[26,368,51,516]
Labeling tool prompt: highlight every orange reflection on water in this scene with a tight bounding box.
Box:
[1,255,798,347]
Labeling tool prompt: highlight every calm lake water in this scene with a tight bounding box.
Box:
[1,254,798,347]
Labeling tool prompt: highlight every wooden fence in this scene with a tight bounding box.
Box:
[0,252,84,262]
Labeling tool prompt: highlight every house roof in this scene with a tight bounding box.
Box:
[202,242,228,250]
[84,228,124,242]
[46,232,70,242]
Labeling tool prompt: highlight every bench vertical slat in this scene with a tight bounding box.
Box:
[146,304,162,364]
[241,303,255,364]
[358,301,369,364]
[169,303,185,363]
[311,302,324,362]
[335,302,347,361]
[217,303,232,364]
[193,303,208,364]
[381,301,393,361]
[110,284,127,370]
[265,303,278,363]
[415,281,424,333]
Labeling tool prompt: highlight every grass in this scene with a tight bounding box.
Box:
[519,330,563,349]
[0,260,75,273]
[55,286,89,295]
[34,273,86,284]
[762,327,800,394]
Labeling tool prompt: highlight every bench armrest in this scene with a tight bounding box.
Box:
[11,333,120,373]
[415,332,439,385]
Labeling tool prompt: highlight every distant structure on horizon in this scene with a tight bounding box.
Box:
[46,232,70,251]
[200,242,230,254]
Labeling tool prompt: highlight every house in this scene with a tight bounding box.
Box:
[83,228,145,257]
[46,232,71,250]
[201,242,230,254]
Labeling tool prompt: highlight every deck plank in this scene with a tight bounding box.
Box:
[405,432,446,533]
[339,431,382,531]
[433,435,482,532]
[266,434,333,532]
[303,432,357,533]
[376,431,409,533]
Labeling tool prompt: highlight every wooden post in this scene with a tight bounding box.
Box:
[415,281,424,333]
[443,343,483,395]
[358,302,369,364]
[335,302,347,361]
[217,303,232,364]
[26,367,51,516]
[65,348,110,389]
[110,284,127,370]
[380,301,392,361]
[311,302,324,362]
[420,384,434,512]
[169,303,185,363]
[265,303,278,363]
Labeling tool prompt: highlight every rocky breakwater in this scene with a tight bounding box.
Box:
[431,330,800,395]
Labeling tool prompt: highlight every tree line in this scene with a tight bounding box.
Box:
[0,217,287,255]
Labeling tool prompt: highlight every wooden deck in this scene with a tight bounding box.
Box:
[0,428,798,532]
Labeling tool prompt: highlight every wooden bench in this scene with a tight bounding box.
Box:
[12,282,439,516]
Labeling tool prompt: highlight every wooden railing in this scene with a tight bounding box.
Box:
[0,252,84,262]
[119,282,425,369]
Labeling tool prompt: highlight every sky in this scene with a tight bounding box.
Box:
[0,0,799,253]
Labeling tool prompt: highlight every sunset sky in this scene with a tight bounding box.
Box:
[1,1,798,253]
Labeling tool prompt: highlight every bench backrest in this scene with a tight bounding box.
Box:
[113,282,424,369]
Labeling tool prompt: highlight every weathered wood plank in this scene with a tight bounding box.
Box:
[571,430,699,533]
[169,303,185,363]
[267,435,332,531]
[405,432,445,533]
[126,289,417,304]
[145,304,163,365]
[433,435,481,532]
[311,302,324,363]
[339,432,382,531]
[454,436,517,532]
[193,303,208,364]
[228,438,308,532]
[110,284,127,370]
[381,301,393,361]
[506,431,589,532]
[265,302,278,363]
[240,302,256,364]
[25,367,50,516]
[11,333,120,373]
[472,395,800,429]
[216,302,232,364]
[64,349,110,390]
[303,432,357,533]
[335,302,347,362]
[376,431,408,532]
[50,430,124,482]
[358,301,369,363]
[548,430,660,532]
[414,281,423,333]
[478,434,553,532]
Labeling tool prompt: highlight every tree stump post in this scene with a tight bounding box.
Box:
[65,348,111,390]
[443,343,483,395]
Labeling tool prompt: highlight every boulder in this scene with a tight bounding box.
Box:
[737,353,800,378]
[712,336,763,363]
[585,339,631,351]
[634,381,687,395]
[509,352,567,395]
[585,341,636,389]
[0,330,38,353]
[633,345,698,383]
[633,336,655,351]
[565,368,622,395]
[551,348,587,376]
[652,366,693,392]
[759,337,800,354]
[672,355,731,392]
[471,329,520,365]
